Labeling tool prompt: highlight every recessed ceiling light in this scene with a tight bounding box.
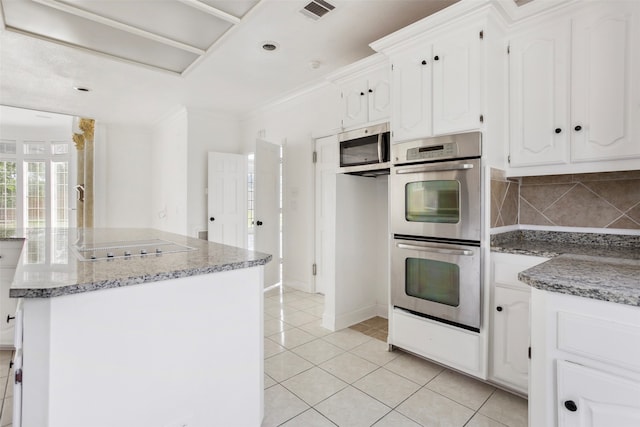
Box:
[262,42,279,52]
[73,86,91,92]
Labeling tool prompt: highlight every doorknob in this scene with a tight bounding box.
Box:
[256,220,263,226]
[209,217,215,222]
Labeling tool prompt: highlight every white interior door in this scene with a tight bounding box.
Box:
[314,135,338,295]
[207,152,247,248]
[254,140,280,288]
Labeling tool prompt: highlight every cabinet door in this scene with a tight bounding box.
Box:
[340,78,368,129]
[571,2,640,162]
[0,268,17,347]
[557,360,640,427]
[508,22,570,167]
[367,67,391,123]
[432,27,482,136]
[391,46,432,142]
[492,285,530,393]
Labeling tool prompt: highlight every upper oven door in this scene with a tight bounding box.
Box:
[391,158,481,241]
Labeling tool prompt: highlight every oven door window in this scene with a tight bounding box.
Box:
[405,180,459,223]
[405,257,460,307]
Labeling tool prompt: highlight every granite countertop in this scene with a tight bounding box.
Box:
[4,228,272,299]
[491,230,640,307]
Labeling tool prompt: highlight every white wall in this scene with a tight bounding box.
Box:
[151,108,188,235]
[186,108,241,238]
[241,83,341,292]
[98,124,153,228]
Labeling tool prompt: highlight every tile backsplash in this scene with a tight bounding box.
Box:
[490,170,640,230]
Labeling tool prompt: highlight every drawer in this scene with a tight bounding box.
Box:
[492,253,548,285]
[557,310,640,373]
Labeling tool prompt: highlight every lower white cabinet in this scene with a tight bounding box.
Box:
[530,288,640,427]
[0,239,24,348]
[557,360,640,427]
[489,252,548,394]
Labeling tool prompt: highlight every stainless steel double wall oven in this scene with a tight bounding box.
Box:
[391,132,482,332]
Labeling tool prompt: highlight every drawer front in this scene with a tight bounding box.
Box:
[558,310,640,373]
[392,308,482,376]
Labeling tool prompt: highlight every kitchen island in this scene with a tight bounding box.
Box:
[6,228,271,427]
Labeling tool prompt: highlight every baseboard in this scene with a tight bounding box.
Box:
[281,279,312,293]
[333,305,378,331]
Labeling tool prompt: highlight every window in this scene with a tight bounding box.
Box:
[0,138,74,232]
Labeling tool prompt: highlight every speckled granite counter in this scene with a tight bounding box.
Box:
[491,230,640,307]
[5,228,271,298]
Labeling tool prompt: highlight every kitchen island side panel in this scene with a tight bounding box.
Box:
[21,266,264,427]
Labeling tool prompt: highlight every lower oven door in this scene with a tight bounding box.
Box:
[391,238,481,331]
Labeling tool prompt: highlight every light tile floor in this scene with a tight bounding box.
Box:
[262,285,528,427]
[0,285,528,427]
[0,350,13,427]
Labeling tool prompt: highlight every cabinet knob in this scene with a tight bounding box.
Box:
[564,400,578,412]
[555,128,562,134]
[421,60,427,65]
[209,217,215,222]
[496,306,503,312]
[360,92,365,96]
[256,220,263,226]
[574,125,582,131]
[368,89,373,93]
[434,55,440,61]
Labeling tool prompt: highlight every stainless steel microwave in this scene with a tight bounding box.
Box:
[338,123,390,176]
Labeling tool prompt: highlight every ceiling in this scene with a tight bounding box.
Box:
[0,0,459,126]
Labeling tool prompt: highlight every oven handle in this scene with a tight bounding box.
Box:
[377,132,383,163]
[395,163,474,174]
[396,243,474,256]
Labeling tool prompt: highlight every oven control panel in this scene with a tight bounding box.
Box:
[392,132,482,165]
[406,143,457,161]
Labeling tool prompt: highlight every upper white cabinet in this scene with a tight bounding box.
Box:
[390,26,482,142]
[338,65,390,129]
[508,22,570,167]
[508,1,640,174]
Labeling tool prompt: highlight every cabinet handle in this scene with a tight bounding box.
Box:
[434,55,440,61]
[574,125,582,131]
[421,60,427,65]
[496,306,503,312]
[564,400,578,412]
[256,220,263,226]
[6,315,15,323]
[555,128,562,134]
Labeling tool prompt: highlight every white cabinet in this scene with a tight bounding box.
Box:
[0,239,24,348]
[339,66,390,129]
[508,1,640,174]
[530,289,640,427]
[489,252,547,394]
[508,22,570,167]
[557,360,640,427]
[390,26,482,142]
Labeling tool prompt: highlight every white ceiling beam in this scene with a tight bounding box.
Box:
[176,0,241,25]
[31,0,206,56]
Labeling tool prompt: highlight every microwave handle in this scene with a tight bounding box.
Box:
[377,133,383,163]
[396,163,474,174]
[396,243,474,256]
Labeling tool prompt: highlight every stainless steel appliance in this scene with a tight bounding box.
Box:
[391,132,481,242]
[391,132,482,331]
[338,122,390,176]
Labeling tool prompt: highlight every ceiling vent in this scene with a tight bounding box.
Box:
[300,0,335,20]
